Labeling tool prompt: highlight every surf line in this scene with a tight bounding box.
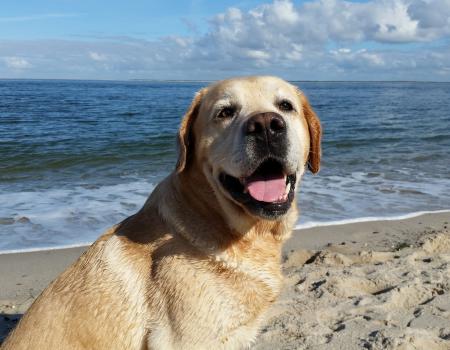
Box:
[1,209,449,255]
[295,209,450,230]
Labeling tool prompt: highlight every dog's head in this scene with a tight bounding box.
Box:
[176,76,321,225]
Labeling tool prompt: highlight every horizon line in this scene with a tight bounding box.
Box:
[1,77,450,84]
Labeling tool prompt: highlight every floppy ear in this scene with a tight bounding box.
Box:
[299,92,322,174]
[175,89,206,173]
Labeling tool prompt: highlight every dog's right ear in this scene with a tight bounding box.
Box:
[298,91,322,174]
[176,89,206,173]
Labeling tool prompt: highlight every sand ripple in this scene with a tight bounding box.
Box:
[255,232,450,349]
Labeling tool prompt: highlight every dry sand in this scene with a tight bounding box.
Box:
[1,212,450,349]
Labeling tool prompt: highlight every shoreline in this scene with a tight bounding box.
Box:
[1,211,450,347]
[1,208,449,255]
[295,208,450,230]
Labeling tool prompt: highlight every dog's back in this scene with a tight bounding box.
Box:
[2,225,148,349]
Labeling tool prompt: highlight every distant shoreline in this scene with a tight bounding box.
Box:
[1,78,450,83]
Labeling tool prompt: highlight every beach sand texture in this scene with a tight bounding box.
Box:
[1,212,450,349]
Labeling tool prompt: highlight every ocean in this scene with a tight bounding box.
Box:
[1,80,450,252]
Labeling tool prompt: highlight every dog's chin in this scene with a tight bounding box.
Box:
[218,158,296,220]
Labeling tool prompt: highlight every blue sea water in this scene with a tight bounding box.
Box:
[1,80,450,251]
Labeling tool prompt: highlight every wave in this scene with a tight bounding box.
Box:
[295,209,450,230]
[1,209,449,255]
[0,242,92,255]
[0,180,155,252]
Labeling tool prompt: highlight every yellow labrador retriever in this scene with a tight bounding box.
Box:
[2,76,321,349]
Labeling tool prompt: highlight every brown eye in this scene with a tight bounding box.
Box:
[217,106,236,119]
[278,100,294,112]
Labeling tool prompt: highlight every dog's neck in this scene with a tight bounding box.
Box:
[156,169,239,252]
[146,166,297,257]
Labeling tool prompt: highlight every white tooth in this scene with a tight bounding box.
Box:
[284,182,291,195]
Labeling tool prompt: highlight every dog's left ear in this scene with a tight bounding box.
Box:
[298,91,322,174]
[176,89,206,173]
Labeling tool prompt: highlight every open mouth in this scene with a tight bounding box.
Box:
[219,158,296,219]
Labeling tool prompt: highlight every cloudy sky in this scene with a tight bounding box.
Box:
[1,0,450,81]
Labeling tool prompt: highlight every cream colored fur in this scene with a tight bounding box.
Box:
[2,76,321,350]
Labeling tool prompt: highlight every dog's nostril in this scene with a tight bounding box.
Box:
[270,115,286,133]
[246,116,265,135]
[246,113,286,136]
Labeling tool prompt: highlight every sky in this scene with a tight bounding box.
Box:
[1,0,450,81]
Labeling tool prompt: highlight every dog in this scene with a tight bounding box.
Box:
[2,76,321,349]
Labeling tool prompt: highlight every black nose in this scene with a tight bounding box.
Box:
[245,112,286,137]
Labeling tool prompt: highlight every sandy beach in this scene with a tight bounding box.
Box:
[1,211,450,349]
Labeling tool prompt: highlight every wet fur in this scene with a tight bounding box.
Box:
[2,76,321,350]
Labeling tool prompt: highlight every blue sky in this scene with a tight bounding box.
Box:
[1,0,450,81]
[0,1,263,39]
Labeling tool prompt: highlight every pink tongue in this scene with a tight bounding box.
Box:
[246,175,286,203]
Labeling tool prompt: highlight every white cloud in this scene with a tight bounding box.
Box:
[330,48,385,68]
[244,49,271,60]
[369,0,419,42]
[408,0,450,40]
[2,56,32,69]
[204,0,449,50]
[0,0,449,80]
[89,52,107,62]
[262,0,299,26]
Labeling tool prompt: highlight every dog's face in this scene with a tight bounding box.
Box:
[176,76,321,222]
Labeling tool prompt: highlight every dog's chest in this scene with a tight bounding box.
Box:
[152,255,282,349]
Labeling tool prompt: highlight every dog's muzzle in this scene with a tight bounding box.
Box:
[219,157,296,220]
[245,112,287,154]
[218,112,296,219]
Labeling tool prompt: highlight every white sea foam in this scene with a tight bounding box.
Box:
[0,180,154,252]
[0,242,93,255]
[295,209,450,230]
[1,170,450,253]
[297,170,450,225]
[1,208,449,255]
